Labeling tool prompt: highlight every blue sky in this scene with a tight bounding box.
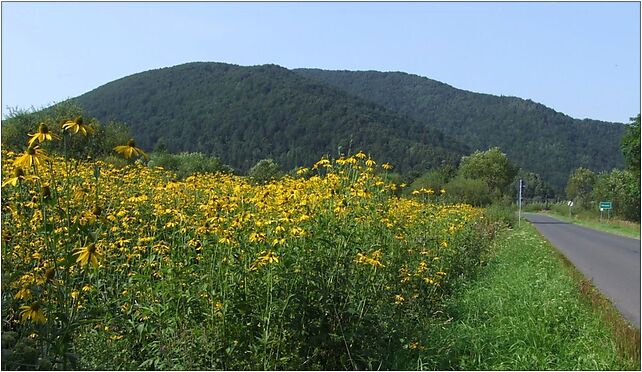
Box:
[2,2,640,123]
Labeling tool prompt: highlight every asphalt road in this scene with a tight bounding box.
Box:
[524,213,640,328]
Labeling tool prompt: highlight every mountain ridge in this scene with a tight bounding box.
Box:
[72,62,468,174]
[295,68,625,190]
[64,61,625,191]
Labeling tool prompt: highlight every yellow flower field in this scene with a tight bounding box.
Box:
[1,128,494,369]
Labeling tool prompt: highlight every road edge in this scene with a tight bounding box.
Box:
[526,220,641,362]
[535,211,641,240]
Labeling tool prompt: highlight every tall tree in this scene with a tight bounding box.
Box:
[565,167,597,208]
[620,114,640,178]
[458,147,518,198]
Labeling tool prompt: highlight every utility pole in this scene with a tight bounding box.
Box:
[518,179,523,227]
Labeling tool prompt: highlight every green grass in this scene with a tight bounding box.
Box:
[411,223,640,370]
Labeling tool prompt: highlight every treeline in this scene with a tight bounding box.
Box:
[564,115,640,221]
[403,114,639,223]
[4,104,637,223]
[1,103,233,178]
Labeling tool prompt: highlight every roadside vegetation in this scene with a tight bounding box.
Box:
[1,120,499,369]
[560,115,640,224]
[411,222,640,370]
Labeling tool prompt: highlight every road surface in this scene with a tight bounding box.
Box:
[524,213,640,328]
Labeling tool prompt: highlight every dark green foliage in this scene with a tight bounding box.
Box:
[443,176,492,206]
[1,102,131,159]
[483,203,516,228]
[148,151,233,179]
[457,147,518,198]
[592,169,640,222]
[408,165,456,194]
[70,62,468,175]
[2,102,82,151]
[559,114,640,222]
[296,68,626,192]
[565,167,597,208]
[247,158,282,184]
[512,170,556,202]
[410,148,518,206]
[620,114,640,178]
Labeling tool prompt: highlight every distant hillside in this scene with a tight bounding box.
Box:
[72,62,467,174]
[296,69,626,191]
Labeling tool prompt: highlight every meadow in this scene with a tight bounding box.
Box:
[1,122,497,369]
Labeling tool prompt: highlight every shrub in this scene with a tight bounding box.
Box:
[484,203,517,229]
[444,176,492,206]
[148,151,233,179]
[248,158,282,184]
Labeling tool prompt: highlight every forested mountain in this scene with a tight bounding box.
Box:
[296,69,626,191]
[67,62,625,191]
[72,62,467,173]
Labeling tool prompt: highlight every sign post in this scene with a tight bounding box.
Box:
[599,201,612,223]
[568,200,574,218]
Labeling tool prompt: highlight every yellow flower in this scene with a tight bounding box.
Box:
[249,231,266,243]
[36,268,56,285]
[382,162,393,170]
[19,303,46,324]
[28,123,59,147]
[13,146,50,168]
[15,287,32,300]
[260,250,279,264]
[394,294,405,304]
[62,117,93,136]
[365,158,376,167]
[114,139,148,159]
[250,250,280,271]
[312,158,331,170]
[2,167,25,187]
[217,236,229,244]
[74,243,102,268]
[354,251,384,268]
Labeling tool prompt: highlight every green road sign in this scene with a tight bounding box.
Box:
[599,201,612,210]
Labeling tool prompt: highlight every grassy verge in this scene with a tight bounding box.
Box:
[541,210,640,239]
[412,223,640,370]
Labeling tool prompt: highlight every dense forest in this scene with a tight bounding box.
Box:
[70,63,467,174]
[6,62,626,192]
[296,69,626,191]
